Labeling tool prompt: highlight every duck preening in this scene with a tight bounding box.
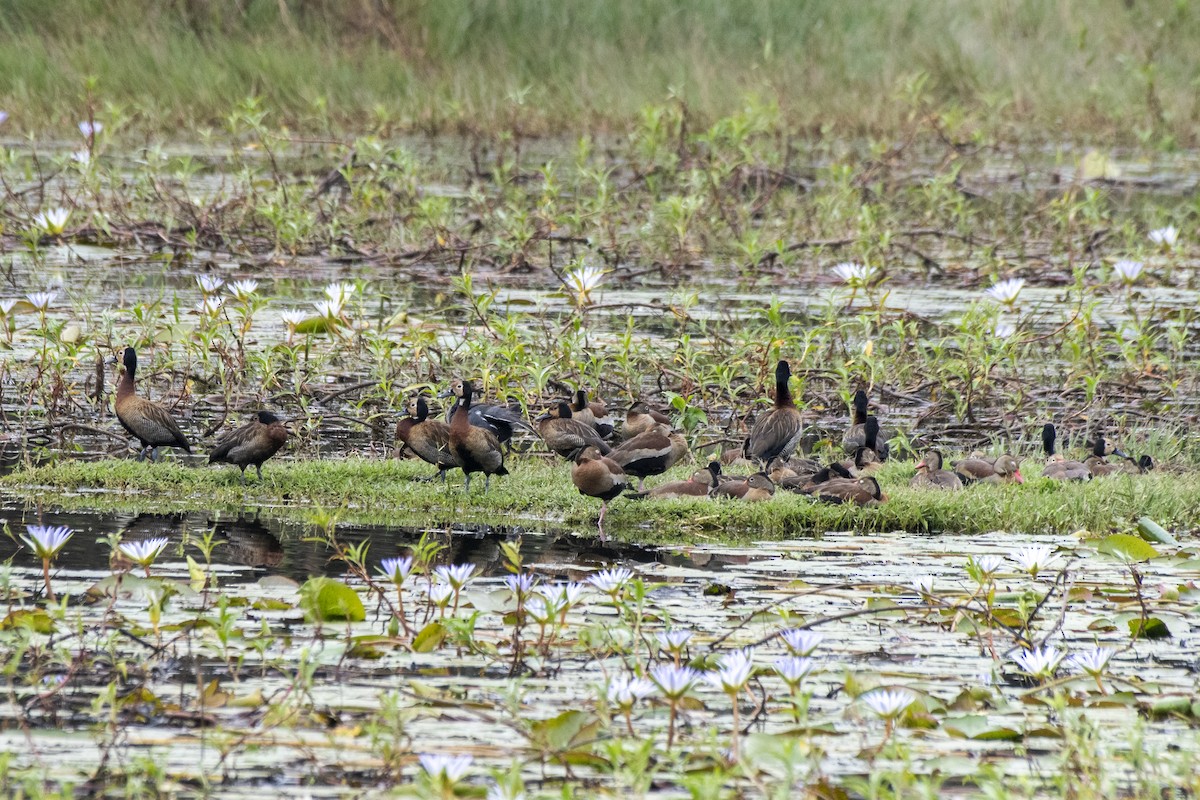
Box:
[442,379,531,446]
[209,410,289,482]
[448,380,509,493]
[910,449,963,490]
[537,402,612,460]
[745,360,804,465]
[395,396,458,482]
[610,425,688,490]
[113,346,191,462]
[624,401,671,440]
[571,446,628,540]
[571,389,615,439]
[1041,423,1089,481]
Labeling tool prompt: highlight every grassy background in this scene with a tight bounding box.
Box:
[0,0,1195,139]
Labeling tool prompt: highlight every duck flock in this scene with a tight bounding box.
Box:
[110,348,1153,537]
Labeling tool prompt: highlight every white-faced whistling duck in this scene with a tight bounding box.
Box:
[448,380,509,493]
[571,389,615,439]
[113,346,191,462]
[910,449,963,490]
[442,379,531,448]
[745,360,804,466]
[1041,423,1090,481]
[610,424,687,491]
[571,446,628,540]
[395,396,459,483]
[842,389,869,453]
[208,410,289,483]
[536,402,611,460]
[624,401,671,440]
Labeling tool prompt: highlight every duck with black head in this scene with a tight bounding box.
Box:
[745,360,804,466]
[208,410,289,483]
[113,346,191,462]
[448,380,509,494]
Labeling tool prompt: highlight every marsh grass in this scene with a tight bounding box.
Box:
[0,0,1194,140]
[5,456,1197,539]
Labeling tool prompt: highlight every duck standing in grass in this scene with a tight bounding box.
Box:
[611,425,687,491]
[571,446,627,540]
[842,389,870,452]
[113,346,191,462]
[442,379,531,448]
[209,410,289,483]
[745,360,804,465]
[910,449,963,490]
[449,380,508,493]
[395,396,458,483]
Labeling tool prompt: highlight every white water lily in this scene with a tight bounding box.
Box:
[650,664,702,699]
[564,263,608,307]
[486,784,526,800]
[539,581,588,609]
[418,753,473,782]
[0,299,18,316]
[657,629,693,651]
[377,557,413,584]
[324,281,356,308]
[861,688,915,720]
[280,309,307,328]
[985,278,1025,307]
[911,575,935,595]
[433,563,475,589]
[196,275,224,294]
[71,150,91,167]
[832,261,877,287]
[1009,544,1058,578]
[228,279,259,301]
[25,291,57,311]
[313,299,342,320]
[0,111,8,126]
[117,537,170,570]
[33,208,70,235]
[1148,226,1178,248]
[1066,646,1116,677]
[969,554,1005,579]
[607,674,656,707]
[587,567,633,595]
[1012,645,1065,680]
[993,321,1016,339]
[1112,259,1144,286]
[503,572,537,598]
[427,582,454,607]
[780,628,824,657]
[705,648,755,692]
[774,656,815,686]
[78,120,102,138]
[195,297,224,316]
[21,525,74,560]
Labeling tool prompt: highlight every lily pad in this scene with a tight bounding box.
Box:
[942,714,1022,741]
[1096,534,1159,563]
[298,577,365,622]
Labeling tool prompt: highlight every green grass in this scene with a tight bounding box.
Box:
[0,0,1196,140]
[4,455,1198,540]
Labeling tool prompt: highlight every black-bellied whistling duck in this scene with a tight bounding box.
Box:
[610,425,686,491]
[624,401,671,440]
[448,380,508,493]
[395,396,458,483]
[442,379,531,446]
[1041,423,1089,481]
[113,346,191,462]
[537,402,611,460]
[842,389,870,453]
[745,360,804,465]
[571,389,615,439]
[571,446,627,540]
[776,462,854,494]
[628,462,720,499]
[910,449,963,490]
[954,452,1025,484]
[711,472,775,502]
[208,410,288,482]
[816,476,886,506]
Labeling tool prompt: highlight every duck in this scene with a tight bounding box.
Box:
[1041,423,1090,481]
[571,389,616,439]
[1086,434,1130,478]
[610,425,686,491]
[745,360,804,465]
[208,410,289,483]
[442,379,531,446]
[628,462,721,499]
[536,402,612,460]
[954,452,1025,485]
[841,389,870,453]
[448,380,509,493]
[395,396,458,483]
[776,462,854,494]
[113,346,191,462]
[910,449,963,490]
[624,401,671,440]
[571,446,627,540]
[815,476,886,506]
[711,472,776,502]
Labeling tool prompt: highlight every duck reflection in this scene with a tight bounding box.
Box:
[214,515,285,569]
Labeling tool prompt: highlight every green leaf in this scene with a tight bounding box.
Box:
[299,577,365,622]
[530,710,598,752]
[1127,616,1170,640]
[295,317,333,334]
[1097,533,1159,563]
[1136,517,1178,546]
[412,621,447,652]
[942,714,1022,741]
[0,608,55,634]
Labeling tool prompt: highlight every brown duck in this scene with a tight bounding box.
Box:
[841,389,870,453]
[711,472,776,502]
[208,410,288,482]
[778,462,854,494]
[449,380,509,493]
[624,401,671,440]
[537,402,611,460]
[571,389,616,439]
[1041,423,1090,481]
[442,379,531,446]
[610,425,686,490]
[113,346,191,462]
[571,446,628,540]
[1087,434,1130,478]
[395,396,458,483]
[745,360,804,465]
[816,476,886,506]
[910,449,963,490]
[628,462,721,499]
[954,453,1024,485]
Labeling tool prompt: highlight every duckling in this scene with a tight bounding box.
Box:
[910,449,963,490]
[571,389,616,439]
[610,425,685,491]
[841,389,870,453]
[571,446,627,540]
[816,476,886,506]
[1041,423,1089,481]
[624,401,671,440]
[629,462,721,499]
[711,472,776,502]
[442,379,531,446]
[208,410,288,483]
[954,453,1025,485]
[745,360,804,465]
[537,402,611,460]
[113,346,191,462]
[395,396,458,483]
[448,380,509,493]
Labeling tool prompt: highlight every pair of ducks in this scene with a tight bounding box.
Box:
[910,451,1024,490]
[1042,423,1152,480]
[112,347,288,482]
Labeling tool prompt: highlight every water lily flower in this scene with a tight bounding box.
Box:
[196,275,224,295]
[1012,645,1065,681]
[985,278,1025,307]
[1066,646,1116,677]
[564,263,608,307]
[705,648,755,693]
[773,656,815,687]
[0,111,8,126]
[228,279,259,301]
[324,281,355,309]
[313,299,342,320]
[0,299,18,316]
[280,309,307,328]
[1009,544,1058,578]
[71,150,91,167]
[33,208,70,236]
[524,595,559,625]
[78,120,102,138]
[650,664,702,699]
[1112,259,1144,286]
[1148,226,1178,249]
[25,291,57,312]
[486,784,526,800]
[861,688,916,720]
[658,629,693,649]
[968,554,1005,580]
[779,628,824,657]
[911,575,935,595]
[377,556,413,585]
[587,566,633,596]
[503,572,537,598]
[427,581,454,609]
[832,261,877,287]
[539,581,587,609]
[195,297,224,316]
[607,674,656,707]
[117,537,169,576]
[418,753,473,783]
[22,525,74,602]
[993,321,1016,340]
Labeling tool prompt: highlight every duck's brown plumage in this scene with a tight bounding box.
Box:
[571,446,628,539]
[745,360,804,465]
[610,425,685,490]
[841,389,870,453]
[711,472,775,502]
[395,396,458,482]
[954,453,1025,484]
[443,379,530,445]
[624,402,671,440]
[816,476,886,506]
[910,449,963,490]
[1087,434,1129,478]
[209,410,288,482]
[571,389,615,439]
[114,346,191,462]
[538,402,611,460]
[449,380,509,493]
[1041,423,1090,481]
[628,462,720,499]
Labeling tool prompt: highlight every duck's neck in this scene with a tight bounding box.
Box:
[116,369,135,399]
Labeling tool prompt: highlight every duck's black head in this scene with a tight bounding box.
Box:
[573,389,588,410]
[852,389,868,421]
[121,346,138,375]
[556,401,573,419]
[1042,423,1057,455]
[257,410,282,425]
[414,396,430,421]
